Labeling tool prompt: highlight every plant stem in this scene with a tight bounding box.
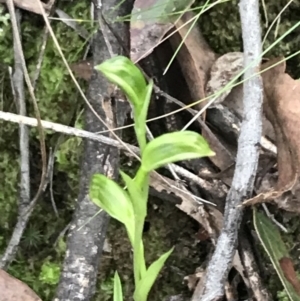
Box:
[132,169,149,285]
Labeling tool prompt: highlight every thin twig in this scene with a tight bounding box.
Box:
[6,0,48,212]
[238,235,272,300]
[31,1,57,89]
[198,0,263,300]
[32,26,49,89]
[0,9,30,268]
[15,7,30,219]
[262,203,287,232]
[157,89,276,155]
[0,110,217,205]
[47,147,59,217]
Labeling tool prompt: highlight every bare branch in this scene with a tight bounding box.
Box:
[0,110,222,197]
[238,236,272,300]
[0,110,137,151]
[0,9,31,269]
[6,0,48,220]
[198,0,264,299]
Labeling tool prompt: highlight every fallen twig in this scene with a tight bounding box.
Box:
[0,110,222,201]
[6,0,48,217]
[0,9,30,269]
[238,235,272,300]
[198,0,264,299]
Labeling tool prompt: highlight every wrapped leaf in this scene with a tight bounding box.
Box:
[90,174,135,242]
[95,56,147,109]
[120,170,147,278]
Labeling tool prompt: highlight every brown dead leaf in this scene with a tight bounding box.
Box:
[205,52,244,107]
[195,227,210,242]
[169,12,235,171]
[242,184,294,207]
[184,268,204,291]
[206,52,275,141]
[0,0,52,15]
[224,84,275,141]
[279,257,300,296]
[0,269,42,301]
[169,11,216,110]
[130,0,195,63]
[261,57,300,212]
[243,57,300,213]
[261,57,300,190]
[71,60,93,81]
[200,124,234,171]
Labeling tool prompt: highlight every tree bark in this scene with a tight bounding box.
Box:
[53,1,133,300]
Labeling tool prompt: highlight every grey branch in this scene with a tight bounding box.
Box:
[198,0,263,300]
[0,110,220,197]
[0,7,31,269]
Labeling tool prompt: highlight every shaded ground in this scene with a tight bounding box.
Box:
[96,196,210,301]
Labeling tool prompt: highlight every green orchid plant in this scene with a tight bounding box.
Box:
[89,56,215,301]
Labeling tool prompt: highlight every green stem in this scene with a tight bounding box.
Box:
[133,218,146,286]
[132,169,149,285]
[134,121,147,154]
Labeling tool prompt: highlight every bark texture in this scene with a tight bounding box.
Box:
[197,0,263,300]
[53,1,133,300]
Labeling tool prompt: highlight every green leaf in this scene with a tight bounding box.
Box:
[254,209,300,301]
[90,174,135,242]
[94,56,147,109]
[141,131,215,172]
[113,271,123,301]
[134,247,174,301]
[95,56,153,152]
